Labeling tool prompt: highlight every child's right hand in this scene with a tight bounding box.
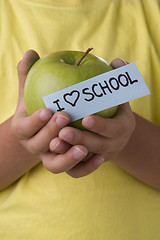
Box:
[11,50,89,174]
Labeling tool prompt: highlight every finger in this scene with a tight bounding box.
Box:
[50,137,71,154]
[12,108,53,140]
[111,58,129,69]
[41,145,88,174]
[17,50,40,97]
[67,154,104,178]
[16,50,40,112]
[59,126,113,154]
[82,103,135,139]
[25,112,70,154]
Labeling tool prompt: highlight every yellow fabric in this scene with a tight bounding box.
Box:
[0,0,160,239]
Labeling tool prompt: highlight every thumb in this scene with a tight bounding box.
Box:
[16,49,40,111]
[111,58,129,69]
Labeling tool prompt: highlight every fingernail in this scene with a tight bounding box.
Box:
[118,58,128,65]
[112,58,128,67]
[83,116,95,129]
[72,147,86,160]
[56,115,70,128]
[50,140,60,151]
[62,132,74,142]
[39,110,51,121]
[94,156,104,166]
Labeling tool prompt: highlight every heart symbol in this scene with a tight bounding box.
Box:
[63,90,80,107]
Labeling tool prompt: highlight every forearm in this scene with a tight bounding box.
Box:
[111,113,160,190]
[0,117,40,191]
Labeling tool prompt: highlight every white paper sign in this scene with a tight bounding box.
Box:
[42,63,150,122]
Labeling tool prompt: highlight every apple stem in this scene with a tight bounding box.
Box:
[76,48,93,66]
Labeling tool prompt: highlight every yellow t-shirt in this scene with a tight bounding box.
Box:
[0,0,160,239]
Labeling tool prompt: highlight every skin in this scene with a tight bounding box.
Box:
[0,50,160,191]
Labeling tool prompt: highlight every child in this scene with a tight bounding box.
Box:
[0,0,160,239]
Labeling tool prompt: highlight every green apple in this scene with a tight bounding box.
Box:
[24,48,118,129]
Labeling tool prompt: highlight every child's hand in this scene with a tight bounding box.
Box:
[50,102,135,178]
[48,59,136,178]
[11,50,89,174]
